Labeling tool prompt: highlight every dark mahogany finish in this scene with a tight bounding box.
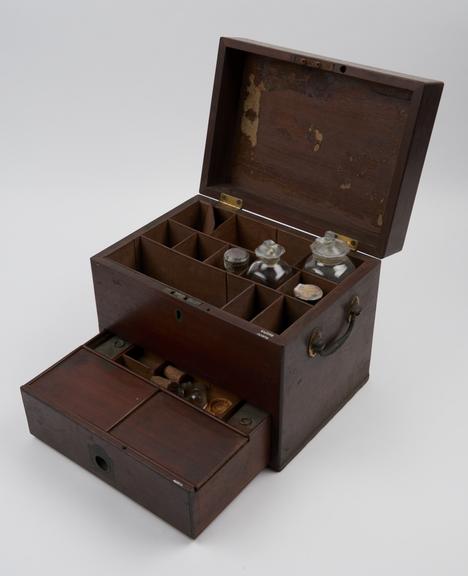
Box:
[22,346,270,537]
[26,349,155,430]
[201,38,443,259]
[91,196,380,469]
[112,394,247,488]
[21,38,442,537]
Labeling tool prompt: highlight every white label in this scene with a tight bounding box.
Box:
[257,329,275,340]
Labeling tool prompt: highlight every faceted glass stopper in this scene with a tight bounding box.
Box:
[247,239,292,287]
[311,231,350,264]
[304,230,356,282]
[255,239,286,266]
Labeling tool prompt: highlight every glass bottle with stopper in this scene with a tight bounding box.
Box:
[247,239,292,288]
[304,231,355,282]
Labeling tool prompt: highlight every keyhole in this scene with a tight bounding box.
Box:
[95,455,108,472]
[175,309,183,322]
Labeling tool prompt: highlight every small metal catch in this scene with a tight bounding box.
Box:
[220,192,243,210]
[336,233,358,251]
[292,55,334,71]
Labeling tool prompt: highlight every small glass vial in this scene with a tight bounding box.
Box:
[182,381,208,409]
[168,380,208,409]
[224,247,250,276]
[247,239,292,288]
[304,231,355,282]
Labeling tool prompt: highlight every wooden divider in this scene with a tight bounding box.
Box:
[223,284,281,321]
[105,199,367,335]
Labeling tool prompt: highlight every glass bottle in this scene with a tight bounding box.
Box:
[304,230,355,282]
[168,380,208,409]
[224,247,250,276]
[247,239,292,288]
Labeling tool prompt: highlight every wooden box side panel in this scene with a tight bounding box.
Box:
[191,416,270,537]
[276,262,381,470]
[21,390,193,536]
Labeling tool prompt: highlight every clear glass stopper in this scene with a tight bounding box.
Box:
[255,239,286,266]
[311,231,350,264]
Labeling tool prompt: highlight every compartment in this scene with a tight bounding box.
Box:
[104,210,362,334]
[173,232,228,261]
[223,284,280,321]
[108,237,250,308]
[142,219,193,247]
[252,296,311,335]
[212,214,277,251]
[204,244,255,273]
[117,346,166,380]
[86,333,133,359]
[140,238,227,306]
[123,347,166,371]
[171,200,234,233]
[22,338,270,538]
[92,335,243,421]
[225,273,252,301]
[277,229,313,266]
[278,270,336,303]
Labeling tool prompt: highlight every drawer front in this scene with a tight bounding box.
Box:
[22,390,193,535]
[21,345,270,537]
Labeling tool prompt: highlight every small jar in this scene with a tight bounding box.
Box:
[247,239,292,288]
[224,247,250,276]
[293,283,323,303]
[168,380,208,409]
[304,231,355,282]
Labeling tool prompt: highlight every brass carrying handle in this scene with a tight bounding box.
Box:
[308,296,362,358]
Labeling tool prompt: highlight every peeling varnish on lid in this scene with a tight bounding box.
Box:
[340,182,351,190]
[377,213,383,227]
[241,74,265,147]
[309,127,323,152]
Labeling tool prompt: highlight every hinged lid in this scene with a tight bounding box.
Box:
[200,38,443,258]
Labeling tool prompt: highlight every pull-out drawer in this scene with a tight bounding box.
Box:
[21,334,270,538]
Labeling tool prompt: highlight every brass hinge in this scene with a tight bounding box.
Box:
[292,55,334,71]
[336,232,359,251]
[219,192,243,210]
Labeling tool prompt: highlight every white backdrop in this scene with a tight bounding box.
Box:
[1,1,467,574]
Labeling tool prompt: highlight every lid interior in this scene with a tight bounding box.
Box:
[201,38,441,258]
